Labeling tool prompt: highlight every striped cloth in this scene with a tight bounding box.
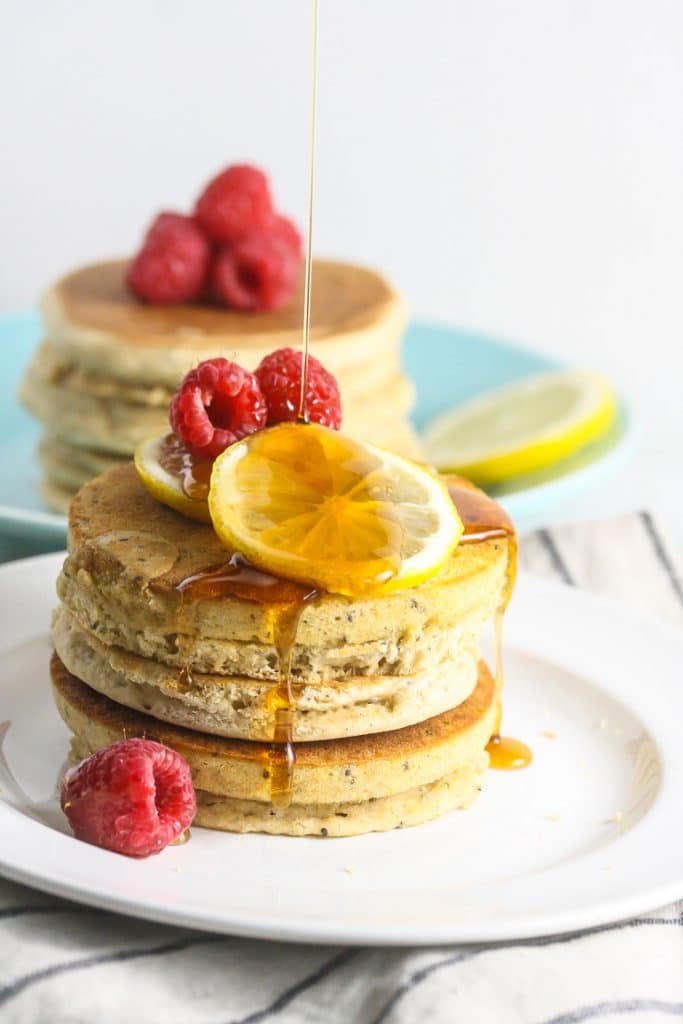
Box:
[1,512,682,1024]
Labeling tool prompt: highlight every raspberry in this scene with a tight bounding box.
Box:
[212,233,300,312]
[195,164,273,244]
[270,214,302,258]
[255,347,342,429]
[61,739,196,858]
[170,357,267,459]
[126,212,210,304]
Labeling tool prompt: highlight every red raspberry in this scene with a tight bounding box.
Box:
[212,233,300,312]
[270,214,302,258]
[170,357,267,459]
[127,212,210,304]
[61,739,196,858]
[195,164,273,244]
[255,347,342,429]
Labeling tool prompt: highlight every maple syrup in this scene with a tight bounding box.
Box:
[448,481,532,771]
[485,734,532,771]
[157,432,213,501]
[176,554,320,805]
[297,0,319,423]
[166,0,528,816]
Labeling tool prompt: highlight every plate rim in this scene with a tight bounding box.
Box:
[0,552,681,946]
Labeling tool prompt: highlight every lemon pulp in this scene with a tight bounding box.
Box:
[209,422,462,597]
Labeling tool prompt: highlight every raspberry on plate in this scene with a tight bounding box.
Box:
[212,233,300,313]
[255,347,342,429]
[195,164,273,244]
[170,357,268,460]
[61,738,196,858]
[126,211,210,304]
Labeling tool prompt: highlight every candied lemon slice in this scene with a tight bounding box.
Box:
[134,432,212,523]
[423,371,617,486]
[208,422,462,596]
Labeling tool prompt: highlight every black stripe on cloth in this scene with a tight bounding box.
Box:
[368,916,683,1024]
[536,529,576,586]
[0,934,222,1009]
[639,511,683,609]
[227,948,360,1024]
[540,998,683,1023]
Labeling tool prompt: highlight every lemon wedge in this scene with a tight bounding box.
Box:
[134,432,212,523]
[422,371,617,486]
[208,422,462,596]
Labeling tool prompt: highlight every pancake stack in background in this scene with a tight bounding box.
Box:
[20,258,421,513]
[50,463,512,837]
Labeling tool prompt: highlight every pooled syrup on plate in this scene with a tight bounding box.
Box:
[447,481,532,771]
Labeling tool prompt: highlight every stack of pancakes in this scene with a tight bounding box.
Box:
[51,464,512,837]
[21,259,420,513]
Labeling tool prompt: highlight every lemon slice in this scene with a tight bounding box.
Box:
[208,422,462,597]
[423,371,617,486]
[134,432,212,523]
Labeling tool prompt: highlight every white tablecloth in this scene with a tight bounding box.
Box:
[1,511,682,1024]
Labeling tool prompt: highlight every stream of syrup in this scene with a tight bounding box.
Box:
[297,0,319,422]
[172,1,324,809]
[169,0,527,815]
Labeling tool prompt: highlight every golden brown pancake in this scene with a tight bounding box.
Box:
[41,259,407,385]
[22,257,425,508]
[58,463,510,665]
[52,603,482,741]
[52,653,495,836]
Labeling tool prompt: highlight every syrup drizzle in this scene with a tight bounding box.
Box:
[168,0,528,807]
[157,432,213,501]
[297,0,319,423]
[448,480,532,771]
[176,555,320,805]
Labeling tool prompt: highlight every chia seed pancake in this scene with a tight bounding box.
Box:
[20,257,423,509]
[53,604,482,741]
[28,337,409,408]
[52,652,495,837]
[41,478,77,516]
[39,259,407,387]
[57,464,510,676]
[38,437,126,493]
[22,355,418,456]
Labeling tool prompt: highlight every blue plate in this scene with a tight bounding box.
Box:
[0,311,634,551]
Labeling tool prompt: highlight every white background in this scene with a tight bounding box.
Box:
[1,1,682,532]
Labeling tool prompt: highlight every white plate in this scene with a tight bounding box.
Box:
[0,553,680,945]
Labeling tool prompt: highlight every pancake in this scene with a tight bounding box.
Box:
[53,604,481,741]
[22,358,417,456]
[28,338,408,408]
[58,464,510,665]
[40,478,74,516]
[21,257,425,507]
[52,653,495,836]
[41,259,407,387]
[38,437,125,493]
